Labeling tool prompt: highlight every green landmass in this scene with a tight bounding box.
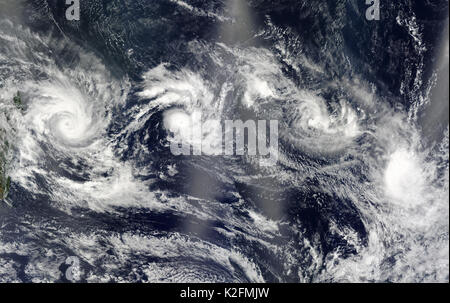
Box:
[0,91,23,200]
[0,138,10,200]
[13,91,24,111]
